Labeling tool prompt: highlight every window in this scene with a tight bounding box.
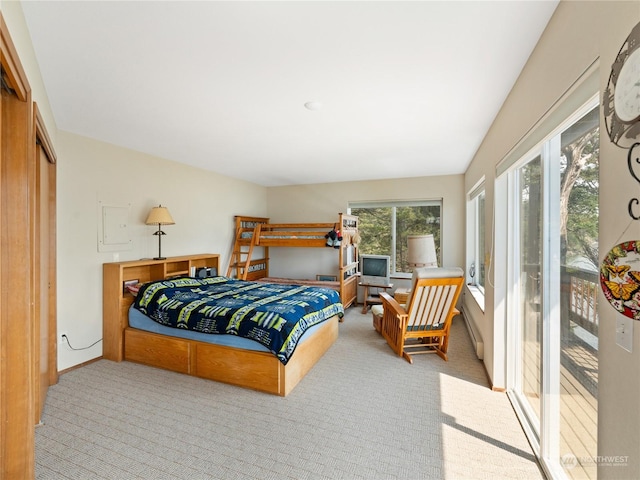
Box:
[467,182,486,293]
[350,200,442,277]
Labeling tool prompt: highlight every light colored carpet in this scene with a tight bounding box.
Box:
[36,308,543,480]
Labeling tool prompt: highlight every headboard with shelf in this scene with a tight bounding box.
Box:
[103,254,220,361]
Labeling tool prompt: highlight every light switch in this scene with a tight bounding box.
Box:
[616,316,633,353]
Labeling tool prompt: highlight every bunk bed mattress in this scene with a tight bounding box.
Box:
[132,276,343,364]
[241,232,325,239]
[258,277,340,291]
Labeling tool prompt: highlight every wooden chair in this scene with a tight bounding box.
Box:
[379,267,464,363]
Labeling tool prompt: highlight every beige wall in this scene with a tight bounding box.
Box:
[1,1,56,142]
[2,1,267,371]
[464,1,640,478]
[266,174,465,290]
[55,132,266,371]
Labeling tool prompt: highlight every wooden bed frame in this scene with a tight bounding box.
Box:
[103,254,339,396]
[227,213,360,309]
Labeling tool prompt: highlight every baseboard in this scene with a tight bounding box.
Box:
[460,307,484,360]
[58,356,103,376]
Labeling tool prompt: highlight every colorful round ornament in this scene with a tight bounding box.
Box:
[600,241,640,320]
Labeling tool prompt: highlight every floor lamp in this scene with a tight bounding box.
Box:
[145,205,175,260]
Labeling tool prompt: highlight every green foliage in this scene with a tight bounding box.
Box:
[562,128,599,269]
[352,205,441,273]
[352,207,392,256]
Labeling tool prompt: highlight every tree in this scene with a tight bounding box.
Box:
[560,127,599,269]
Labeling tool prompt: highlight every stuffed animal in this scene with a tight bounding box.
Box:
[334,230,343,249]
[325,228,337,247]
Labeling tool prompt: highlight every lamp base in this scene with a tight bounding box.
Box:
[153,257,166,260]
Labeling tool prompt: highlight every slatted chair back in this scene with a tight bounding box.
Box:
[407,276,462,330]
[379,266,464,363]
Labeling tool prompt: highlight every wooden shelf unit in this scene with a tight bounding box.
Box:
[103,254,220,361]
[338,213,359,308]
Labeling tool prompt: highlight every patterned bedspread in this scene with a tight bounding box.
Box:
[133,276,343,364]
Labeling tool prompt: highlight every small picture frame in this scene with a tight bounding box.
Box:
[316,274,337,282]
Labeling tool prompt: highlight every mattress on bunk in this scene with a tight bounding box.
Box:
[258,277,340,291]
[241,232,325,239]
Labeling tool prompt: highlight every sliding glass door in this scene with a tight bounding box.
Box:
[503,99,599,479]
[516,155,544,431]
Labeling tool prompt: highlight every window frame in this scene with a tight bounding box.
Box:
[349,199,443,279]
[498,94,599,480]
[466,180,486,297]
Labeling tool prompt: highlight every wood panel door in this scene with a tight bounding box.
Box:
[33,129,57,423]
[1,12,36,478]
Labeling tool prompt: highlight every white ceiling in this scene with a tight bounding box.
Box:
[21,1,558,187]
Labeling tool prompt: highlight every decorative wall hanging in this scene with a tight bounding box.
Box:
[603,20,640,220]
[604,21,640,149]
[600,241,640,320]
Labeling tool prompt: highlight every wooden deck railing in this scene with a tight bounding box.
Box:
[562,266,599,337]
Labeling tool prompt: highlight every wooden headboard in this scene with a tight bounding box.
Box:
[102,254,220,361]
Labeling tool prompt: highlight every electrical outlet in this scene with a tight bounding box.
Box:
[59,332,68,345]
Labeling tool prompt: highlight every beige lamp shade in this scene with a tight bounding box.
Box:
[145,205,175,226]
[407,234,437,268]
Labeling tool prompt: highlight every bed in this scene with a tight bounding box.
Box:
[227,213,360,309]
[102,254,340,396]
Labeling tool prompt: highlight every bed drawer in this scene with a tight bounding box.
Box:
[194,344,282,395]
[124,328,191,374]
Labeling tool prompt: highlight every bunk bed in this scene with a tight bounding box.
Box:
[227,213,360,311]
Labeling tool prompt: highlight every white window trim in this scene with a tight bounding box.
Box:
[349,199,443,279]
[466,178,486,300]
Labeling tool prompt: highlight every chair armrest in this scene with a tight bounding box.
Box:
[379,292,408,349]
[380,292,407,316]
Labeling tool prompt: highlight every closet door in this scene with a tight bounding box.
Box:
[33,105,57,423]
[0,16,35,479]
[1,13,36,478]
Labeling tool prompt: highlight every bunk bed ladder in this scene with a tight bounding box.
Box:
[227,226,251,279]
[226,216,269,280]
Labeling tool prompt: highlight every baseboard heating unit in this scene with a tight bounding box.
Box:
[460,299,484,360]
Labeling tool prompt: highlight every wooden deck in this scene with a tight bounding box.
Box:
[519,267,598,479]
[560,322,598,480]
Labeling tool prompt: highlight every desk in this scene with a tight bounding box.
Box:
[360,282,393,314]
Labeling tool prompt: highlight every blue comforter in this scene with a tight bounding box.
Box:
[133,276,343,364]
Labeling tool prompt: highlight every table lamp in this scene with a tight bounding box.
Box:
[145,205,175,260]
